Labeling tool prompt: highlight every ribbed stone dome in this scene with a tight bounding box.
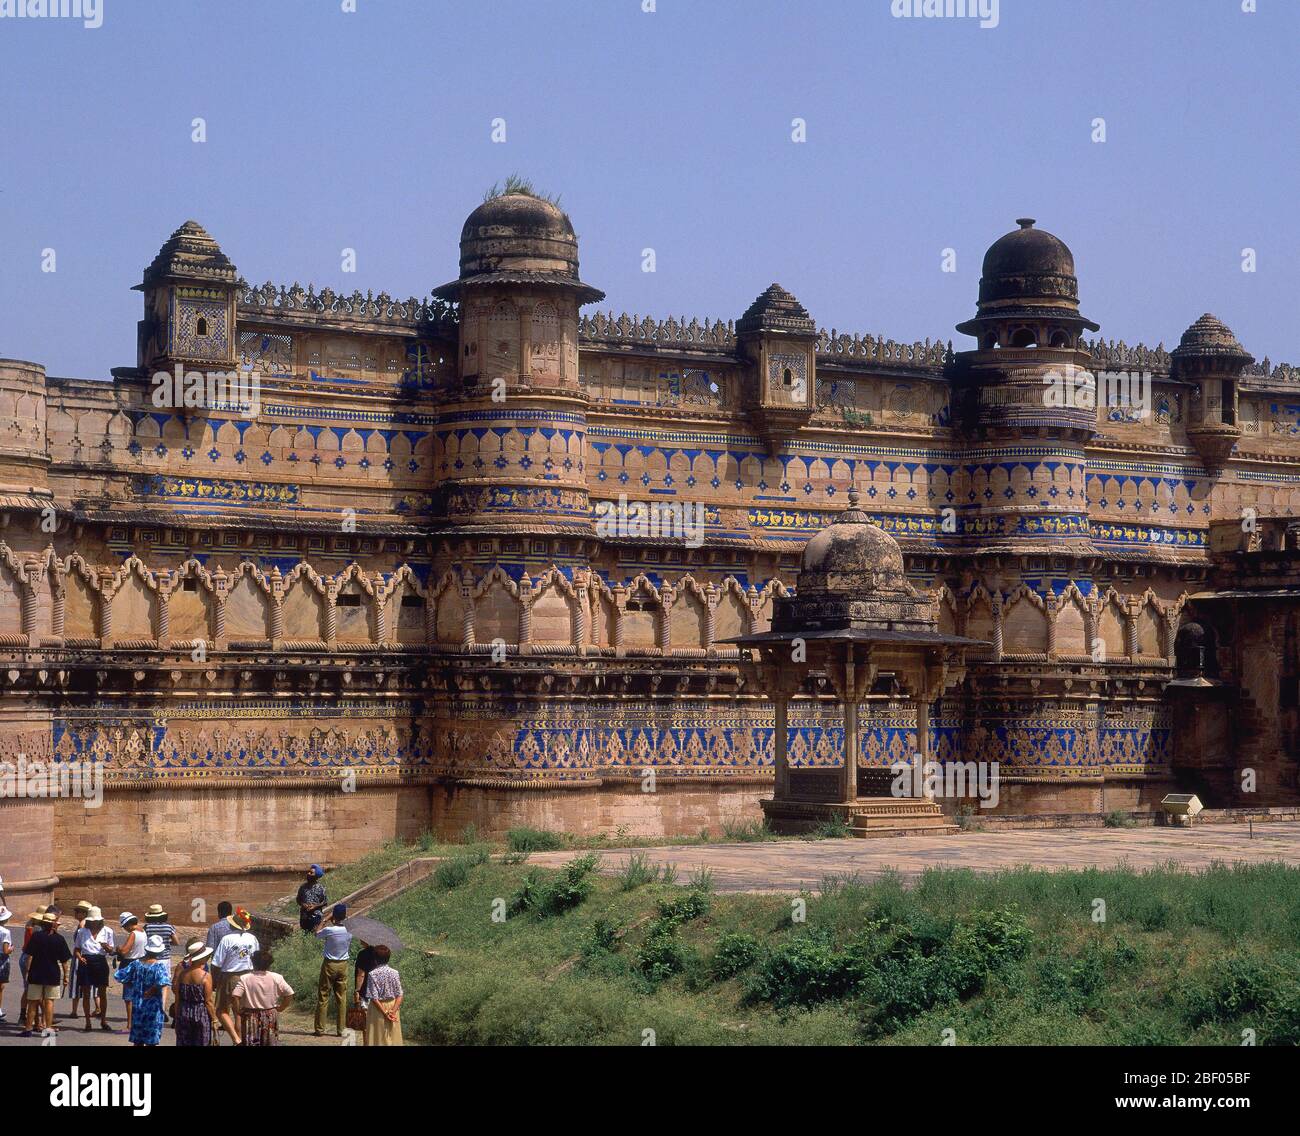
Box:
[138,220,237,288]
[977,218,1079,308]
[434,192,603,302]
[798,490,907,595]
[1171,313,1252,363]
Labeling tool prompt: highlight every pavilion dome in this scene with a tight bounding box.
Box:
[798,490,907,595]
[434,191,603,302]
[957,218,1098,336]
[1171,313,1253,365]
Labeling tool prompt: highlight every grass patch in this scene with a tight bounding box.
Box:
[277,854,1300,1046]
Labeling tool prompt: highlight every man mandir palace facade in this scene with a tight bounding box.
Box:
[3,194,1299,909]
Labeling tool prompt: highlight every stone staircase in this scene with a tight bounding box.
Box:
[845,797,958,838]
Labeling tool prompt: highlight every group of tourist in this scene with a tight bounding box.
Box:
[0,865,404,1047]
[297,865,404,1046]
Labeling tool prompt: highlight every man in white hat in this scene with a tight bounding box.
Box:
[0,905,13,1022]
[73,906,116,1032]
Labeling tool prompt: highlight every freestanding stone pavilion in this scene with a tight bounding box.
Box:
[1,189,1298,912]
[729,489,983,835]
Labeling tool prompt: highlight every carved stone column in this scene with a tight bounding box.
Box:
[461,586,474,648]
[20,571,37,647]
[613,585,626,656]
[773,694,790,801]
[156,584,171,649]
[99,576,114,647]
[325,587,339,646]
[518,581,533,655]
[375,584,390,647]
[51,580,65,643]
[657,586,672,654]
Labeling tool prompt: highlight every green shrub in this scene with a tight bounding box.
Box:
[745,928,862,1009]
[617,852,660,891]
[710,932,762,981]
[657,888,710,927]
[720,818,774,842]
[507,853,600,918]
[1104,810,1135,828]
[637,929,691,985]
[688,865,716,893]
[808,814,853,839]
[1182,951,1300,1043]
[434,856,473,890]
[506,827,566,853]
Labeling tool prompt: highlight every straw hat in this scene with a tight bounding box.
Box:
[73,899,93,913]
[184,940,214,965]
[229,906,252,931]
[85,906,104,922]
[27,904,48,923]
[144,904,167,920]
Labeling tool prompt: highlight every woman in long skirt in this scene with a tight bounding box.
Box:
[361,946,403,1047]
[173,941,217,1046]
[231,950,294,1047]
[127,937,171,1046]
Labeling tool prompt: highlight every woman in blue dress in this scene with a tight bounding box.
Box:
[116,935,170,1046]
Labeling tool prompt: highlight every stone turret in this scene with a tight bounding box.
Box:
[737,283,817,456]
[952,219,1100,555]
[1172,314,1252,472]
[134,220,240,376]
[431,191,604,537]
[0,359,51,504]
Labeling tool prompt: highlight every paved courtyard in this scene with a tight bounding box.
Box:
[528,822,1300,892]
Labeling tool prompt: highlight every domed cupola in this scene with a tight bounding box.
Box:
[956,218,1098,349]
[434,192,603,304]
[769,490,935,635]
[1173,314,1253,472]
[430,187,600,540]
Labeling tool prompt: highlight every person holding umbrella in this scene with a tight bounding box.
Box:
[313,903,352,1037]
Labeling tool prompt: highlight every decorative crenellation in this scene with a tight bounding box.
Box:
[576,311,954,371]
[1086,336,1298,383]
[237,279,458,333]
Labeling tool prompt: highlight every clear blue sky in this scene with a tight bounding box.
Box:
[1,0,1296,378]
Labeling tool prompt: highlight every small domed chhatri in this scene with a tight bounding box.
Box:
[764,489,946,637]
[434,189,603,303]
[729,487,984,831]
[797,489,907,596]
[956,217,1098,339]
[1172,313,1254,366]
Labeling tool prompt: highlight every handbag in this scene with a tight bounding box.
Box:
[346,1002,367,1031]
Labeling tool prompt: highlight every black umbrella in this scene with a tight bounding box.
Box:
[342,915,405,953]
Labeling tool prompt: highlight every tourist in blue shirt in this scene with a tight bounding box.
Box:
[313,903,352,1037]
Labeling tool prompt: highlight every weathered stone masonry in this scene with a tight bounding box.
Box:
[2,196,1298,910]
